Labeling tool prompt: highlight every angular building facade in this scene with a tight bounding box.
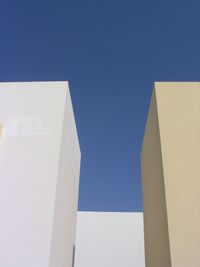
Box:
[0,82,81,267]
[141,82,200,267]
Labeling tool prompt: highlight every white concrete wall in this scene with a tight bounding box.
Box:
[0,82,81,267]
[75,212,145,267]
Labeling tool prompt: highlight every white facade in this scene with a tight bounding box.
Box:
[0,82,81,267]
[75,212,145,267]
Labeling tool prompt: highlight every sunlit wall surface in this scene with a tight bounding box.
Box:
[141,82,200,267]
[0,82,81,267]
[75,212,145,267]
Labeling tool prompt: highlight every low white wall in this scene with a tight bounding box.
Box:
[75,212,145,267]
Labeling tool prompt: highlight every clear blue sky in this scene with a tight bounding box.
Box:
[1,0,199,211]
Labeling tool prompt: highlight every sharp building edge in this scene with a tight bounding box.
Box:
[141,82,200,267]
[0,82,81,267]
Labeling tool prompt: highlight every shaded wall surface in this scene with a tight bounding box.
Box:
[141,82,200,267]
[0,82,80,267]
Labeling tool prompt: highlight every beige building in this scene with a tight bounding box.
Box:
[141,82,200,267]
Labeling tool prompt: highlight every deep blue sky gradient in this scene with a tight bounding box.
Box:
[1,0,200,211]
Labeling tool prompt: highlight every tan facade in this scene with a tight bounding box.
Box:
[141,82,200,267]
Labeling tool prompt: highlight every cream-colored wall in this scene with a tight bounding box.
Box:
[155,82,200,267]
[141,82,200,267]
[0,82,80,267]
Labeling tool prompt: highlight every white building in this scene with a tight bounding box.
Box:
[0,82,81,267]
[0,81,146,267]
